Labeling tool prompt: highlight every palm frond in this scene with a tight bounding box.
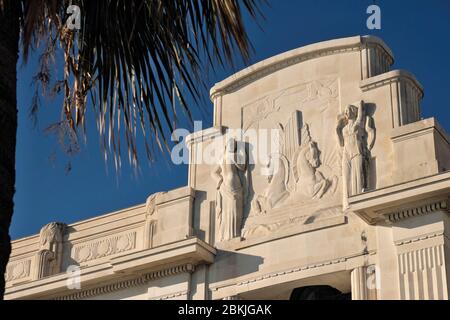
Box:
[19,0,265,169]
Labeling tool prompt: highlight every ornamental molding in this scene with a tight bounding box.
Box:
[72,231,137,264]
[236,258,347,286]
[54,263,195,300]
[5,259,32,282]
[210,257,348,292]
[395,232,447,246]
[152,290,190,300]
[383,199,449,224]
[210,36,393,98]
[185,126,225,147]
[213,46,360,97]
[359,70,423,97]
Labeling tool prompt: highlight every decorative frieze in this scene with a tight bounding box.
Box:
[395,232,445,246]
[5,259,32,282]
[72,231,137,264]
[384,199,449,223]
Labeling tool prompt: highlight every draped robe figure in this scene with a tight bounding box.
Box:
[336,101,375,198]
[212,139,247,242]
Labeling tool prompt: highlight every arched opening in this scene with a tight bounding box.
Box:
[289,285,351,300]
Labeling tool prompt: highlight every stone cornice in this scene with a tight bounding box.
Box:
[152,290,190,300]
[210,35,393,98]
[5,238,215,300]
[384,199,449,223]
[185,126,224,148]
[349,172,450,224]
[210,257,348,295]
[394,231,446,246]
[359,69,424,97]
[390,118,450,145]
[55,264,195,300]
[209,251,377,299]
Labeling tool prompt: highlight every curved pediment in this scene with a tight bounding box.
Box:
[210,35,393,99]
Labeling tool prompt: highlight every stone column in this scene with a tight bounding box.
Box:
[351,266,367,300]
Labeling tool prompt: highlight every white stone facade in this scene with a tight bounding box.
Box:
[5,36,450,300]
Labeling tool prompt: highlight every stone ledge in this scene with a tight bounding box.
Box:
[185,126,225,147]
[4,237,215,300]
[360,69,424,96]
[154,186,195,206]
[349,171,450,224]
[390,117,450,144]
[112,237,216,274]
[384,199,449,223]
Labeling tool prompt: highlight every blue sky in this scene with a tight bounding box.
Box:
[11,0,450,239]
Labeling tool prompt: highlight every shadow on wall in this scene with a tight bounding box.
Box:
[209,250,264,283]
[62,225,78,269]
[290,285,351,300]
[364,102,377,191]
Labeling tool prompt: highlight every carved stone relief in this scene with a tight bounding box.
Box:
[72,231,136,264]
[239,78,344,238]
[34,222,66,279]
[5,259,32,282]
[290,124,338,200]
[252,153,290,215]
[144,192,165,249]
[213,80,376,241]
[211,138,248,242]
[336,100,375,201]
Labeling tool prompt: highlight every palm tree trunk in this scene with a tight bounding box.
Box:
[0,1,20,300]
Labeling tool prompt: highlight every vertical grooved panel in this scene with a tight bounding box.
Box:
[397,244,447,300]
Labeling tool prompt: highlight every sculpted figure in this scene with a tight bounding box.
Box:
[252,153,290,214]
[292,125,330,199]
[35,222,66,279]
[336,101,375,197]
[145,192,166,217]
[212,138,247,242]
[39,222,65,252]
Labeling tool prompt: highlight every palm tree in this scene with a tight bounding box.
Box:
[0,0,264,299]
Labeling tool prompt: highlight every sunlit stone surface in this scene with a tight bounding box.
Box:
[6,36,450,300]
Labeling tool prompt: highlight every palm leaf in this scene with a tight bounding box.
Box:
[16,0,265,169]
